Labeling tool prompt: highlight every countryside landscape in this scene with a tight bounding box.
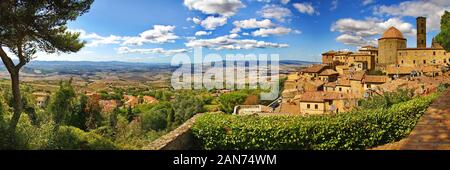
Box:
[1,0,450,151]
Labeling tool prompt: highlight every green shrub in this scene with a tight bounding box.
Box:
[47,126,117,150]
[218,92,248,114]
[359,89,413,110]
[192,93,439,150]
[437,83,449,92]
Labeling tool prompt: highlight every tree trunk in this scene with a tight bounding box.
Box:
[8,70,22,133]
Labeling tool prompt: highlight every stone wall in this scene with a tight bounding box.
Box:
[144,114,203,150]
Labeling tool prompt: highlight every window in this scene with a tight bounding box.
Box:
[329,101,332,105]
[401,60,404,64]
[423,60,426,64]
[307,104,310,109]
[433,51,436,56]
[339,87,342,92]
[413,60,416,64]
[444,59,446,63]
[315,104,318,109]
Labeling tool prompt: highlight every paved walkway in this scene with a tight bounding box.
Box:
[374,89,450,150]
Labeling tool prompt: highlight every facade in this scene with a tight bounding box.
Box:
[348,53,376,71]
[322,51,336,66]
[397,48,449,67]
[33,92,50,108]
[233,105,273,115]
[362,75,389,91]
[298,92,357,115]
[318,69,339,82]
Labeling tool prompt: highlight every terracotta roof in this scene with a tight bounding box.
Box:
[143,96,159,104]
[361,45,377,49]
[381,27,404,39]
[99,100,119,113]
[32,92,49,97]
[336,78,351,87]
[324,82,337,87]
[319,69,339,76]
[350,53,374,56]
[322,50,337,55]
[335,51,353,56]
[308,79,325,87]
[349,71,366,81]
[386,66,416,75]
[301,64,327,73]
[363,75,389,83]
[298,92,350,102]
[124,95,139,107]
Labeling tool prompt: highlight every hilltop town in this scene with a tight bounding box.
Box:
[235,17,450,116]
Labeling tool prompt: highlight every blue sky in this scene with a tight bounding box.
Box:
[32,0,449,63]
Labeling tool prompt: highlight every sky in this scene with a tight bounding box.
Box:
[29,0,450,63]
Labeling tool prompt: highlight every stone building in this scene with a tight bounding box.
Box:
[297,91,357,115]
[377,26,407,68]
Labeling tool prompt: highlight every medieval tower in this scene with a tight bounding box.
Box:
[417,17,427,48]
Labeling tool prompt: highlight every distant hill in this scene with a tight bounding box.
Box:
[0,60,316,75]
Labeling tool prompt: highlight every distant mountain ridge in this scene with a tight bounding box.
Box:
[0,60,317,75]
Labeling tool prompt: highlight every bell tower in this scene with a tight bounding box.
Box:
[417,17,427,48]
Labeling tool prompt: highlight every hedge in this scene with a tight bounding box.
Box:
[192,93,440,150]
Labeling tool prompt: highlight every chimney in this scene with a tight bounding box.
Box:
[417,17,427,48]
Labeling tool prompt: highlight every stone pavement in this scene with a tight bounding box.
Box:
[374,88,450,150]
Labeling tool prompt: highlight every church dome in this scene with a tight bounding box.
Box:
[381,27,404,39]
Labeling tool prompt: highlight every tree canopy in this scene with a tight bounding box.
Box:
[436,11,450,51]
[0,0,94,132]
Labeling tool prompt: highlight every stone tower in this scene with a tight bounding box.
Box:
[377,27,407,68]
[417,17,427,48]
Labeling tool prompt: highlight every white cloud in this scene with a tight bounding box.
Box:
[254,0,289,4]
[117,47,187,56]
[228,33,240,39]
[362,0,374,6]
[183,0,245,17]
[374,0,449,31]
[281,0,290,5]
[230,27,241,34]
[330,0,338,11]
[336,34,377,46]
[233,18,275,29]
[185,35,289,50]
[122,25,179,46]
[187,17,202,24]
[331,17,416,46]
[293,2,318,15]
[258,5,292,22]
[69,29,123,47]
[195,31,212,36]
[198,16,228,30]
[252,27,292,37]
